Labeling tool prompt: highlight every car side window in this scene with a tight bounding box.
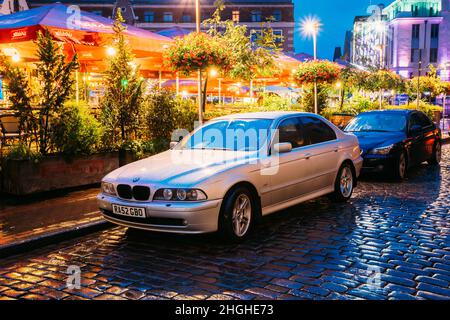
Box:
[417,112,433,128]
[276,117,308,149]
[300,116,337,145]
[409,113,425,131]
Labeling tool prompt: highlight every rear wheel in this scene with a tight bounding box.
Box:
[393,151,407,181]
[330,163,355,202]
[428,141,441,165]
[219,187,255,242]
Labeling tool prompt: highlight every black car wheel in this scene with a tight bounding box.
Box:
[428,141,441,165]
[393,151,407,181]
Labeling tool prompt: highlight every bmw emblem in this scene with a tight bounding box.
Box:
[132,177,140,183]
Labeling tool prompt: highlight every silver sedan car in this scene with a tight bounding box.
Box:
[98,112,363,241]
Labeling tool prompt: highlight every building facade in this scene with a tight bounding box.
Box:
[27,0,295,52]
[350,0,450,79]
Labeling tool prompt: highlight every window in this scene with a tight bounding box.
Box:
[250,30,262,43]
[273,30,283,44]
[412,24,420,39]
[144,11,154,22]
[273,10,282,22]
[301,117,336,144]
[430,48,438,63]
[232,10,240,23]
[411,48,421,63]
[251,10,262,22]
[277,118,307,149]
[91,10,102,16]
[431,24,439,39]
[182,14,191,22]
[163,12,173,22]
[410,112,433,130]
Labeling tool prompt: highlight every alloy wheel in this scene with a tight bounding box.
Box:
[232,194,252,237]
[339,166,353,198]
[399,153,406,179]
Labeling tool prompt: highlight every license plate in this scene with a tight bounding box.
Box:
[112,204,146,218]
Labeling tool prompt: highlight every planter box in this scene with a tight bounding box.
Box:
[329,113,355,129]
[1,152,119,195]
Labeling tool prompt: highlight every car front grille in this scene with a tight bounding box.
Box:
[117,184,150,201]
[133,186,150,201]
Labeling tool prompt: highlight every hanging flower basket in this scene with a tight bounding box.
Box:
[293,60,341,85]
[164,32,231,76]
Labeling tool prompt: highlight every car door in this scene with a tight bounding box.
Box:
[267,117,315,206]
[407,112,426,165]
[417,112,436,160]
[299,116,341,190]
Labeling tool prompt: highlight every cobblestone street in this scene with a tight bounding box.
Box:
[0,145,449,300]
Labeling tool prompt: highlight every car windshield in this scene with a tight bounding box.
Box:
[179,118,273,152]
[345,113,407,132]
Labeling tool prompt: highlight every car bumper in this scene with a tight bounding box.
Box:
[361,155,397,173]
[97,194,222,234]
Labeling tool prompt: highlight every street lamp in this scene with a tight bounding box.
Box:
[195,0,203,124]
[301,17,321,114]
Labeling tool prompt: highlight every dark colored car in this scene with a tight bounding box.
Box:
[345,110,442,180]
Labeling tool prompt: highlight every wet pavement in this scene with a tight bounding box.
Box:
[0,146,449,300]
[0,187,102,247]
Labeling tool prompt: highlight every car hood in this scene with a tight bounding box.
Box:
[105,149,259,186]
[351,131,406,152]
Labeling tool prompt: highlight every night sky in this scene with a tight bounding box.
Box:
[294,0,389,59]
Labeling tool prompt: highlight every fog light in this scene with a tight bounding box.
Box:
[177,189,187,200]
[163,189,173,200]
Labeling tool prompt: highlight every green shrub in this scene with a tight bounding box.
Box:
[386,100,442,119]
[144,89,176,148]
[5,142,42,162]
[50,101,101,157]
[301,85,330,114]
[173,97,198,132]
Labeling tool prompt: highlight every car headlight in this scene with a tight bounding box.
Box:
[368,144,395,155]
[101,182,117,196]
[153,188,207,201]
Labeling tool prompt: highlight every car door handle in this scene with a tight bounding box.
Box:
[334,147,339,152]
[304,153,312,159]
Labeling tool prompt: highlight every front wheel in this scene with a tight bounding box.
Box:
[330,163,355,202]
[393,151,407,181]
[428,141,441,165]
[219,187,255,242]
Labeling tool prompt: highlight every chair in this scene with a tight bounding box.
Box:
[0,115,22,158]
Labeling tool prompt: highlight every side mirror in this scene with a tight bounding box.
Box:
[170,141,178,149]
[273,142,292,154]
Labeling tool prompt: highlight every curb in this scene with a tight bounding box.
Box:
[0,220,113,259]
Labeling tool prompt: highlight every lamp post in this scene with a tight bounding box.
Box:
[195,0,203,124]
[301,17,321,114]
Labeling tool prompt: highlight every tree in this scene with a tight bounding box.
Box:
[100,9,144,146]
[293,60,341,86]
[0,55,37,145]
[203,0,282,81]
[364,69,403,108]
[35,29,79,154]
[407,65,446,102]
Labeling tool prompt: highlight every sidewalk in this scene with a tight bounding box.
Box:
[0,186,110,256]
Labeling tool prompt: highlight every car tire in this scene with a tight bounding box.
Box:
[428,141,441,165]
[330,162,355,202]
[393,151,407,181]
[219,186,256,242]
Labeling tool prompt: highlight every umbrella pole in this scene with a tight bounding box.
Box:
[176,73,180,95]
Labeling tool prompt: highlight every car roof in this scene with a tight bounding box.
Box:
[359,109,415,115]
[214,111,318,121]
